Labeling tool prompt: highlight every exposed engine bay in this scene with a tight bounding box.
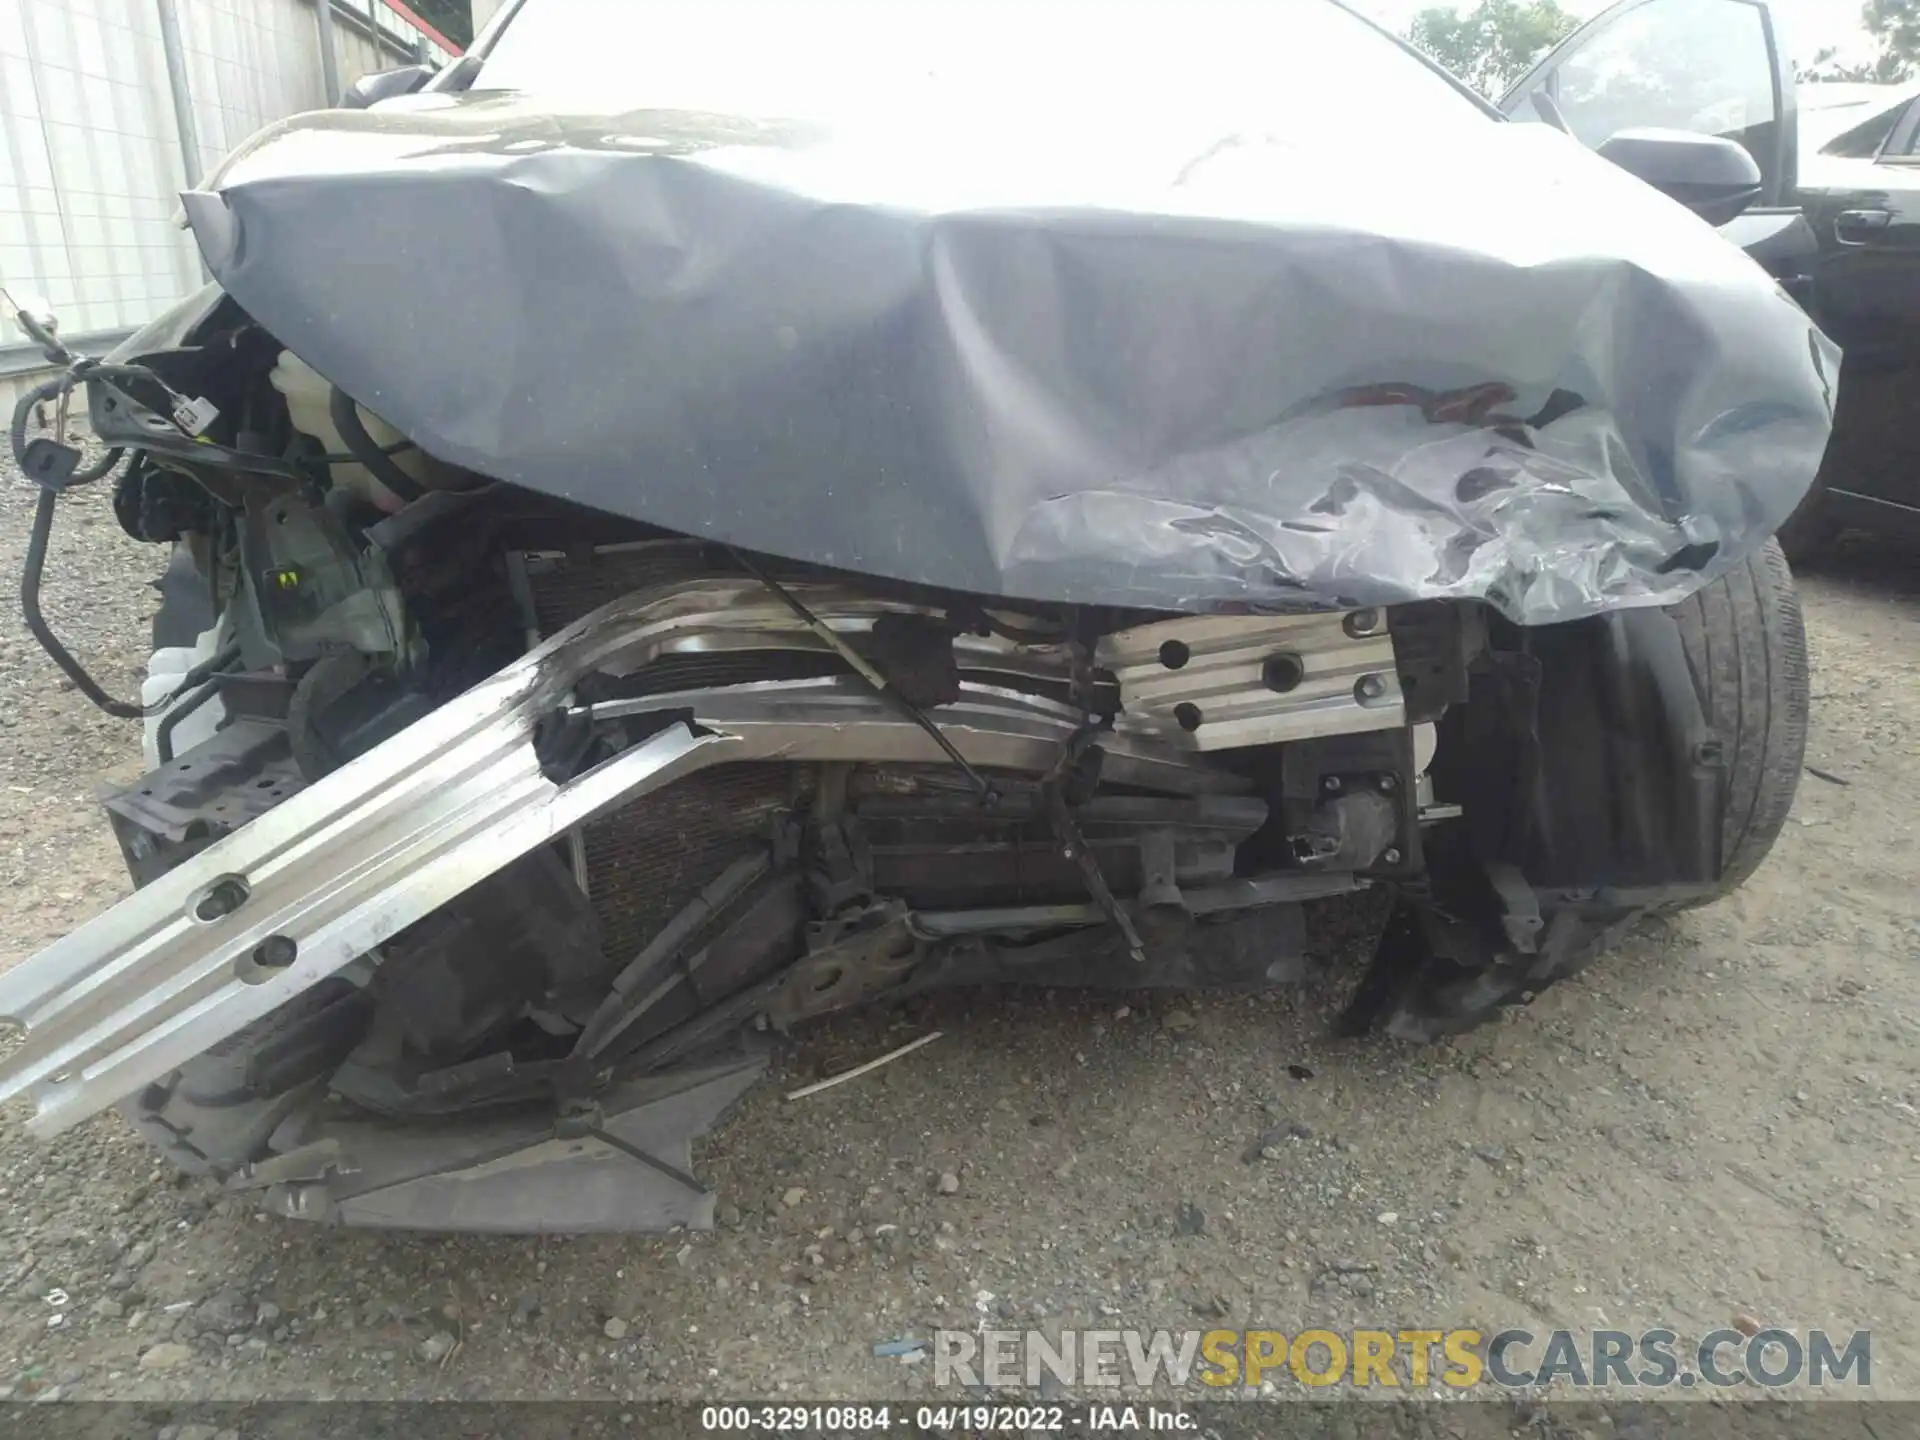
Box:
[0,284,1802,1233]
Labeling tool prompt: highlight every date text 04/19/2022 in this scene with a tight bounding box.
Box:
[698,1403,1196,1431]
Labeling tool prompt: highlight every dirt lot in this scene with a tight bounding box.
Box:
[0,470,1915,1406]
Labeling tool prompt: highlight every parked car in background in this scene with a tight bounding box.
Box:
[1800,82,1920,155]
[1505,3,1920,558]
[1784,81,1920,555]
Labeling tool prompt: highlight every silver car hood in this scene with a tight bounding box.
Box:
[170,91,1839,624]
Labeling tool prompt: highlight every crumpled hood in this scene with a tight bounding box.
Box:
[180,92,1839,624]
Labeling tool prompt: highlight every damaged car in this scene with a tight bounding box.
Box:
[0,0,1831,1232]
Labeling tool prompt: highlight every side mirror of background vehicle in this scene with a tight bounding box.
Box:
[343,65,434,111]
[1597,128,1764,226]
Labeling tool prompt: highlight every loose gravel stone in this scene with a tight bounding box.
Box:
[137,1343,194,1372]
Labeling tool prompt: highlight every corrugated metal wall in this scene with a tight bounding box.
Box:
[1,0,455,406]
[1,0,198,338]
[176,0,334,181]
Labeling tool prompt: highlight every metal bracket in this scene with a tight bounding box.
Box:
[555,1104,708,1197]
[1485,861,1544,955]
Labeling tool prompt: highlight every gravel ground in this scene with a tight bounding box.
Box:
[0,462,1916,1407]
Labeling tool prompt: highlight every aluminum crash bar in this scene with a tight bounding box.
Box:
[0,580,1240,1139]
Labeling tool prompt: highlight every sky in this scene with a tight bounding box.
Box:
[1351,0,1876,68]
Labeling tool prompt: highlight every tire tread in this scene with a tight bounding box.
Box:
[1673,539,1808,896]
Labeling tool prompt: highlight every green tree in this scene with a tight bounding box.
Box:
[408,0,476,48]
[1408,0,1581,97]
[1861,0,1920,81]
[1797,43,1912,83]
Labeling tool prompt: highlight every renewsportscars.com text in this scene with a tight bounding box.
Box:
[934,1327,1872,1390]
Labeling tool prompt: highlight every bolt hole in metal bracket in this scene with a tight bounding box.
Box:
[0,579,1246,1138]
[1094,607,1405,751]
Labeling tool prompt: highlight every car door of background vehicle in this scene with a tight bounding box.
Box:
[1798,96,1920,515]
[1498,0,1795,206]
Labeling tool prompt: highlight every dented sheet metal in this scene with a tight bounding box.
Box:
[169,32,1837,625]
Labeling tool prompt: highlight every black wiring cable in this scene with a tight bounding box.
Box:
[154,664,251,763]
[19,487,145,716]
[309,437,415,464]
[21,488,239,719]
[10,375,122,484]
[727,545,1000,806]
[329,384,424,503]
[13,371,234,720]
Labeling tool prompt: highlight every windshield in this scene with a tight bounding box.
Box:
[471,0,1491,139]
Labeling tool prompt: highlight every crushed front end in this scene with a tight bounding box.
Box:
[0,87,1828,1229]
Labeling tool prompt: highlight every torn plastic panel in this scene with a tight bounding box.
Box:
[158,89,1838,625]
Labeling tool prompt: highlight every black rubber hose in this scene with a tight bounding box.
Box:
[166,643,243,699]
[21,482,239,720]
[155,665,248,763]
[9,378,58,462]
[310,438,415,465]
[329,384,423,504]
[22,487,143,716]
[10,375,123,484]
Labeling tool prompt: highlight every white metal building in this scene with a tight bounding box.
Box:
[1,0,463,408]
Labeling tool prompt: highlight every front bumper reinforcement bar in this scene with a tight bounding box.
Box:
[0,581,1236,1139]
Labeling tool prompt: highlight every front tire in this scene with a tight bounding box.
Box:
[1670,536,1809,901]
[1353,539,1809,1040]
